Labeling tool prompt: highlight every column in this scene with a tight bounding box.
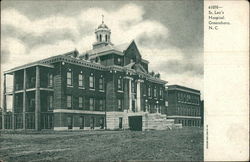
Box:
[12,72,15,129]
[23,69,27,129]
[2,74,6,129]
[136,79,143,112]
[35,66,41,131]
[136,81,140,112]
[128,78,132,111]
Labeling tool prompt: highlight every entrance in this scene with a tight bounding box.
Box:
[119,117,123,129]
[90,117,95,129]
[128,116,142,131]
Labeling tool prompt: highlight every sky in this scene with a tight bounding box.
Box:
[1,0,204,98]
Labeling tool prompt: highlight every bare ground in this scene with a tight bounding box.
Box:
[0,127,203,161]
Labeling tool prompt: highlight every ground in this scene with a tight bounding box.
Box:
[0,127,203,161]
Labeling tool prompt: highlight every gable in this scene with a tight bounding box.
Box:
[124,41,142,64]
[132,63,147,74]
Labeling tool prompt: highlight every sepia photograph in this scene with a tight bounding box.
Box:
[0,0,233,161]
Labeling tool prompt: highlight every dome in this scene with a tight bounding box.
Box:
[97,23,109,29]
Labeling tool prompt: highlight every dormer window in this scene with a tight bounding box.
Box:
[117,57,122,65]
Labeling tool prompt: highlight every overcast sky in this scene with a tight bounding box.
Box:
[1,0,204,97]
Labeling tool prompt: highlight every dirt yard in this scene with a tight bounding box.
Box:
[0,127,203,161]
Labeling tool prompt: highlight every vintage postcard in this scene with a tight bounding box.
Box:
[0,0,248,161]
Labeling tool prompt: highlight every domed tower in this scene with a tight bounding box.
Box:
[93,15,113,49]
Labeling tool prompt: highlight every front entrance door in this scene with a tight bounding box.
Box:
[128,116,142,131]
[119,117,123,129]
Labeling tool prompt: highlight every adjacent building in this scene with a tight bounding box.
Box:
[1,20,175,131]
[166,85,202,127]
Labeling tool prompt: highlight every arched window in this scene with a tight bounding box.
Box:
[99,35,102,42]
[96,35,98,41]
[105,35,108,42]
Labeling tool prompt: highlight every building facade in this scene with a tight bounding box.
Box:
[1,21,176,131]
[166,85,202,127]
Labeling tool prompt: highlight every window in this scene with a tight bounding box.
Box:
[89,74,95,89]
[117,57,122,65]
[154,87,157,97]
[100,35,102,42]
[48,95,53,111]
[48,73,53,87]
[89,98,94,110]
[80,116,84,129]
[118,78,123,91]
[78,74,84,88]
[159,88,163,98]
[79,97,83,109]
[148,86,151,97]
[67,70,72,86]
[105,35,108,42]
[67,96,72,109]
[67,116,73,129]
[99,99,104,111]
[131,81,135,93]
[118,99,122,110]
[99,78,104,90]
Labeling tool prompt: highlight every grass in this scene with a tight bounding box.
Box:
[0,127,203,161]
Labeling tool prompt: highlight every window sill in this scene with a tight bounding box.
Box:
[67,85,73,88]
[99,90,105,92]
[89,88,95,91]
[79,87,85,90]
[117,90,124,93]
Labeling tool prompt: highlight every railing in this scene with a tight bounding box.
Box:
[14,113,23,129]
[4,114,12,129]
[15,84,23,91]
[27,83,35,89]
[41,112,54,129]
[25,112,35,129]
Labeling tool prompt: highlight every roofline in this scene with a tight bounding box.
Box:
[4,63,54,74]
[141,58,149,64]
[167,84,200,94]
[89,49,124,58]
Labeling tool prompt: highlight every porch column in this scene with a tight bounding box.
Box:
[136,79,143,112]
[124,76,133,112]
[128,78,132,111]
[35,66,41,130]
[23,69,27,129]
[12,72,16,129]
[2,74,7,129]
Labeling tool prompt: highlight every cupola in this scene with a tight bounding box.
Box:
[92,15,113,49]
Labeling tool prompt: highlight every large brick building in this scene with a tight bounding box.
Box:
[166,85,202,127]
[1,21,177,131]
